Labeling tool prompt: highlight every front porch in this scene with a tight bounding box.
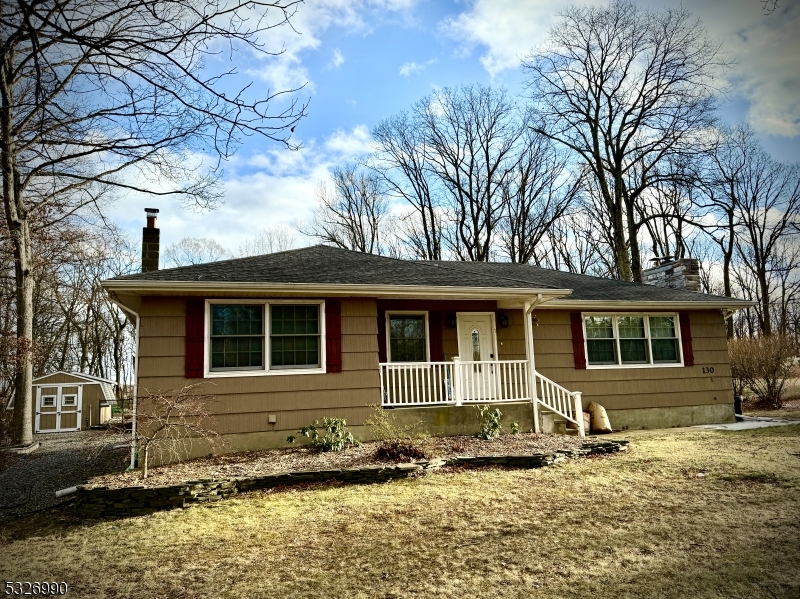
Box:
[379,360,585,437]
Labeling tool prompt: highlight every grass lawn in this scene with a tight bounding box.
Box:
[1,425,799,599]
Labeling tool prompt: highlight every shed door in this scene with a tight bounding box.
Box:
[36,387,59,432]
[35,385,82,433]
[457,313,497,400]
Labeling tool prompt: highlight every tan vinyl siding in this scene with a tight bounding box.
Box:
[533,309,733,410]
[137,296,381,432]
[496,309,527,361]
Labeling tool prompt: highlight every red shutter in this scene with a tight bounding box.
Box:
[679,312,694,367]
[377,309,387,363]
[325,300,342,373]
[429,311,443,362]
[185,299,205,379]
[570,312,587,369]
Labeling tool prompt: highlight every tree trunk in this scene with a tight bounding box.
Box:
[759,269,772,335]
[10,221,34,446]
[1,47,34,446]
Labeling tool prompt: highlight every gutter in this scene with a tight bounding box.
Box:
[106,293,140,470]
[541,298,755,311]
[100,280,574,301]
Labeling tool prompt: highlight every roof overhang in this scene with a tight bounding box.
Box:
[102,280,574,303]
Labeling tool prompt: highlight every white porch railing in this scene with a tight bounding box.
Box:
[379,359,586,438]
[535,372,585,437]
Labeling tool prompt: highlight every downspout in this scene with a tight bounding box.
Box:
[106,294,140,470]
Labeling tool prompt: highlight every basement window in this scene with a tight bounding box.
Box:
[584,314,682,368]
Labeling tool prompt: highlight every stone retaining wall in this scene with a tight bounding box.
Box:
[74,439,629,519]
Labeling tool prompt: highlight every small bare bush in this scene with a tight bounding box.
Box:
[135,383,224,479]
[365,404,428,442]
[375,440,428,461]
[728,334,797,410]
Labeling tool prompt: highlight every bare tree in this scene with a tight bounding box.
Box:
[163,237,229,267]
[522,0,726,281]
[237,225,297,257]
[420,86,524,261]
[1,0,306,445]
[301,164,390,254]
[499,130,580,264]
[708,126,800,335]
[371,112,442,260]
[135,383,224,479]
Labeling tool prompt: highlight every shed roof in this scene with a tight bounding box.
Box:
[33,371,116,402]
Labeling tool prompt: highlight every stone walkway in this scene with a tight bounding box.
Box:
[693,415,800,431]
[0,430,130,518]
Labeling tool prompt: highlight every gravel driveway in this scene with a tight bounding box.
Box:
[0,430,131,518]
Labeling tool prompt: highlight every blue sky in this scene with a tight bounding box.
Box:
[109,0,800,255]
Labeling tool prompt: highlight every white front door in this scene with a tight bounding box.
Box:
[457,313,497,400]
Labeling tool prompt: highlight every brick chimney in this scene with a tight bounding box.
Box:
[643,257,701,292]
[141,208,160,272]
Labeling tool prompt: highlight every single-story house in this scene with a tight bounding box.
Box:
[101,213,750,457]
[6,371,116,433]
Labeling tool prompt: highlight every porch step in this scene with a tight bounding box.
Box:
[540,411,567,435]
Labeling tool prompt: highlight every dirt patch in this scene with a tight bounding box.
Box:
[90,432,587,489]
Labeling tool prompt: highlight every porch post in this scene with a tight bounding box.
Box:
[452,357,462,406]
[524,300,540,433]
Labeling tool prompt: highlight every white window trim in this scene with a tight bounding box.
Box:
[204,299,326,378]
[582,312,684,369]
[386,311,430,363]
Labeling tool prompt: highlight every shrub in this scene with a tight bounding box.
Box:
[375,439,428,461]
[364,404,427,442]
[475,405,503,440]
[287,417,361,452]
[728,334,797,410]
[510,421,520,435]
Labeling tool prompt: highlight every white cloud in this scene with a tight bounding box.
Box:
[443,0,800,137]
[399,59,436,76]
[245,0,419,95]
[106,126,376,253]
[328,48,345,69]
[440,0,598,76]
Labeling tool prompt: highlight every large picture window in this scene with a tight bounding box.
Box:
[388,314,427,362]
[584,314,681,368]
[208,301,324,375]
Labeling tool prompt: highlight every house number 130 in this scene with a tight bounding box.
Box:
[702,366,715,374]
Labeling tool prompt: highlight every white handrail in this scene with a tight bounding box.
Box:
[534,372,585,437]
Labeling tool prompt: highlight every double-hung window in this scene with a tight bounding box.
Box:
[387,313,428,362]
[584,314,681,367]
[209,301,323,375]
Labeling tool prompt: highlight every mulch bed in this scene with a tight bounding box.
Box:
[90,432,589,490]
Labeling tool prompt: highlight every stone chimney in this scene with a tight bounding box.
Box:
[643,257,701,292]
[141,208,160,272]
[642,256,700,292]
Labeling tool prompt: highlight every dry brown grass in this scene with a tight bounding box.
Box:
[1,425,799,599]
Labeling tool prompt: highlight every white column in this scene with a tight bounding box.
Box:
[524,301,539,433]
[452,357,462,406]
[573,392,585,438]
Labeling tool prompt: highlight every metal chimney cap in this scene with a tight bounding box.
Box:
[144,208,160,215]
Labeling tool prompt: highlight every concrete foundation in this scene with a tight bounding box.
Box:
[145,401,735,465]
[606,403,735,431]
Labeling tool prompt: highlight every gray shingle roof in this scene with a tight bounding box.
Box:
[108,244,744,305]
